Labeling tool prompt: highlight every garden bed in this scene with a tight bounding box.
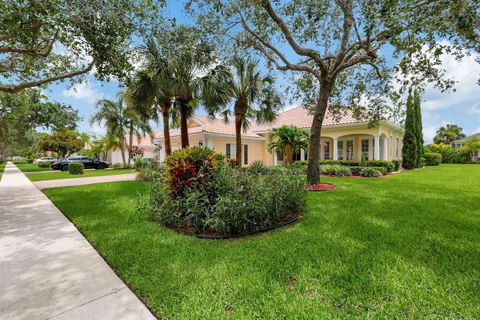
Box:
[305,183,337,191]
[170,213,301,239]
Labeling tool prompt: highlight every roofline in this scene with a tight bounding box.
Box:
[153,130,265,144]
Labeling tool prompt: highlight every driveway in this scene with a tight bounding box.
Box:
[33,173,137,190]
[0,163,155,320]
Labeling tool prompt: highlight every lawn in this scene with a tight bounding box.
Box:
[27,168,136,181]
[15,162,53,172]
[0,162,5,178]
[43,164,480,319]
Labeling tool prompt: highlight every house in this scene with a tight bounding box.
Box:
[153,106,404,165]
[106,134,159,164]
[453,132,480,161]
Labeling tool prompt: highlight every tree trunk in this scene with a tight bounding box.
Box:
[179,101,189,148]
[119,137,127,165]
[161,104,172,156]
[127,122,133,165]
[235,113,242,167]
[307,81,332,185]
[285,144,293,164]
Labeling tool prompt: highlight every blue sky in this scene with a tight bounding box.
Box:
[39,1,480,144]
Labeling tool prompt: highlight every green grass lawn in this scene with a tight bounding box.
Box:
[15,163,53,172]
[0,162,5,178]
[43,164,480,319]
[27,168,136,181]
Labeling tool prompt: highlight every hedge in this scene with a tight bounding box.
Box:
[318,160,396,172]
[68,162,84,175]
[424,152,442,166]
[38,162,52,168]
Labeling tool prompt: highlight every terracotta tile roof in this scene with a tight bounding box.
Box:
[251,106,364,133]
[165,114,264,139]
[158,106,366,139]
[128,132,161,147]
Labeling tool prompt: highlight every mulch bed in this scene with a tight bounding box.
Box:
[305,183,337,191]
[169,213,301,240]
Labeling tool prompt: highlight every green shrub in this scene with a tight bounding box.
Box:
[283,162,308,174]
[27,159,34,164]
[12,160,27,164]
[359,167,382,177]
[134,157,144,171]
[349,166,386,175]
[68,162,84,175]
[247,160,266,175]
[113,162,133,169]
[136,166,164,183]
[424,153,442,166]
[319,160,395,172]
[320,165,352,176]
[425,144,470,164]
[140,165,306,236]
[38,161,52,168]
[392,160,402,171]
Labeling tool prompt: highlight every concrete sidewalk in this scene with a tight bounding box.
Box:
[33,173,137,190]
[0,163,155,320]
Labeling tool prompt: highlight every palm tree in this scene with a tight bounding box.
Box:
[91,92,152,165]
[267,125,309,164]
[206,56,281,166]
[149,27,232,148]
[127,39,175,156]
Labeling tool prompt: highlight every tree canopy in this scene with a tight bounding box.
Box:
[0,0,164,93]
[433,124,466,144]
[190,0,479,184]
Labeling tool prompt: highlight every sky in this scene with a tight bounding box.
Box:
[39,2,480,144]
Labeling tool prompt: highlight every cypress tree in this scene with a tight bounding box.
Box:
[413,90,424,167]
[402,90,418,169]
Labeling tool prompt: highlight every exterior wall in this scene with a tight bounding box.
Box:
[107,146,157,164]
[155,122,404,164]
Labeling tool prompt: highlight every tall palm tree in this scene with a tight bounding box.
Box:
[148,27,232,148]
[127,39,175,156]
[267,125,309,164]
[91,92,152,165]
[207,56,281,166]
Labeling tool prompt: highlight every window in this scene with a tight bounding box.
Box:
[361,139,369,160]
[293,150,302,161]
[276,149,284,161]
[346,140,354,160]
[338,141,344,160]
[244,144,248,165]
[323,141,330,160]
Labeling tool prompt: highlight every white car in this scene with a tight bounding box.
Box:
[33,157,57,164]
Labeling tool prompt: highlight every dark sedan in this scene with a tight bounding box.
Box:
[50,156,110,171]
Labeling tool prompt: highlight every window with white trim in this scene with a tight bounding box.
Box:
[346,140,354,160]
[361,139,369,160]
[323,141,330,160]
[226,143,237,159]
[338,140,344,160]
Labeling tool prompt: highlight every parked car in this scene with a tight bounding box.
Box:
[33,157,57,164]
[50,156,110,171]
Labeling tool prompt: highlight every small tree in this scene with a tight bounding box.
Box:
[414,90,424,167]
[402,91,417,169]
[461,136,480,162]
[267,125,309,164]
[433,124,466,144]
[38,130,84,158]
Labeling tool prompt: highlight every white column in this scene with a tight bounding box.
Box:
[333,138,338,160]
[374,135,380,160]
[383,137,388,160]
[300,149,305,161]
[273,149,278,166]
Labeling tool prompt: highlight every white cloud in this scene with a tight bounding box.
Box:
[63,81,104,104]
[90,122,106,137]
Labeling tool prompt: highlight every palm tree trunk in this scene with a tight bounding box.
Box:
[179,101,189,148]
[119,137,127,165]
[285,145,293,164]
[128,121,133,165]
[161,104,172,156]
[235,113,242,167]
[307,81,332,185]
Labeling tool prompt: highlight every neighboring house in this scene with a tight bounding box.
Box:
[107,134,160,164]
[153,106,404,165]
[453,132,480,160]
